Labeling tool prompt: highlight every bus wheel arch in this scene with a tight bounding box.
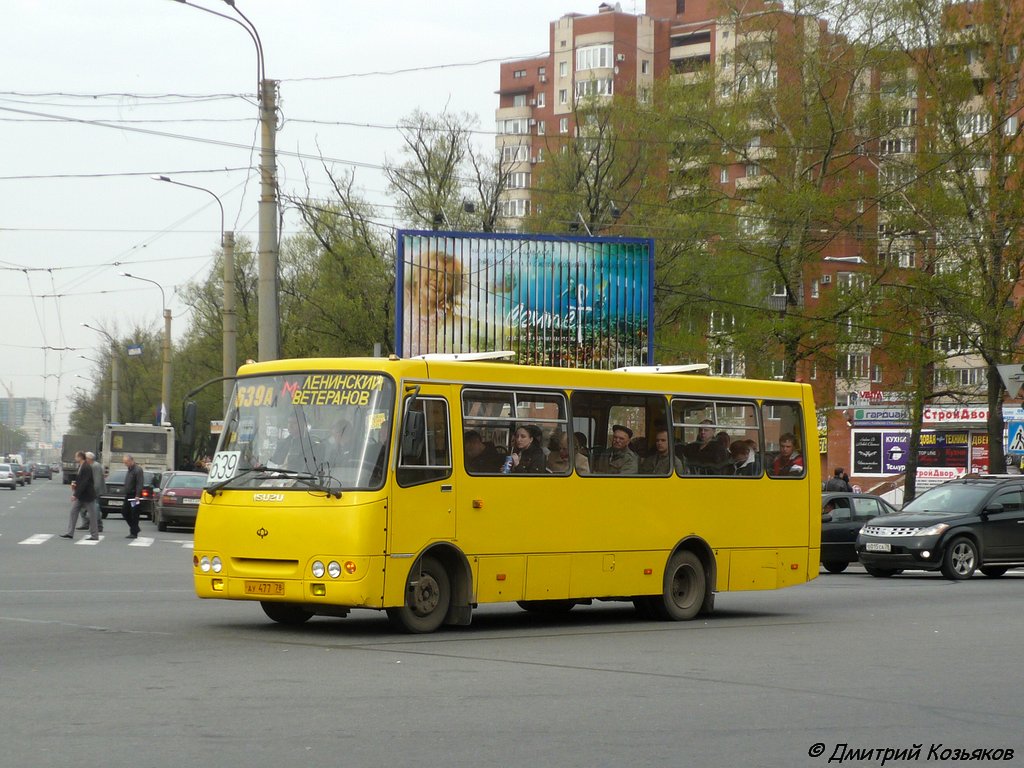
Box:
[387,544,472,633]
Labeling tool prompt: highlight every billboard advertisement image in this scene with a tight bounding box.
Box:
[396,231,654,368]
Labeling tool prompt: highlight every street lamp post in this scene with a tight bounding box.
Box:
[169,0,279,361]
[80,324,120,423]
[153,175,236,412]
[119,274,171,424]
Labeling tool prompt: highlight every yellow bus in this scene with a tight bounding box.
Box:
[194,354,820,632]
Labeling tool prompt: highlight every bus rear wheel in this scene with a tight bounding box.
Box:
[387,555,451,634]
[260,601,314,625]
[652,550,705,621]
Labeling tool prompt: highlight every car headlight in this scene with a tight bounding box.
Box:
[916,523,950,537]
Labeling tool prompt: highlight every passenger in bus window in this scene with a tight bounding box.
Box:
[769,433,804,476]
[683,419,729,474]
[510,425,546,474]
[573,433,591,474]
[730,440,758,476]
[641,429,683,475]
[546,431,570,474]
[593,425,639,475]
[464,430,504,473]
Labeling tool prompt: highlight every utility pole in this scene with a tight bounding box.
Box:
[223,230,237,412]
[258,78,280,362]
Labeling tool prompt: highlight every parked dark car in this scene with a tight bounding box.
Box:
[0,463,18,491]
[154,471,207,531]
[821,492,898,573]
[32,463,52,479]
[99,469,161,521]
[856,476,1024,580]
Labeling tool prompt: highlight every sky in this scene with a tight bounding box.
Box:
[1,0,636,437]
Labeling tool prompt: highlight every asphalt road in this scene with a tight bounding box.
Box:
[2,479,1022,768]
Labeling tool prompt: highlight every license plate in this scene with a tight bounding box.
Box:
[866,542,891,552]
[183,498,200,505]
[244,581,285,596]
[105,500,121,509]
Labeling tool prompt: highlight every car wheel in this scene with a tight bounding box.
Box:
[155,508,168,532]
[940,537,978,580]
[823,561,848,574]
[864,565,898,577]
[980,566,1008,578]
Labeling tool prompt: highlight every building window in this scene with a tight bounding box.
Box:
[838,354,870,380]
[641,59,650,75]
[575,78,614,98]
[497,118,530,135]
[720,168,729,184]
[745,163,759,177]
[538,66,547,77]
[501,145,529,163]
[537,92,545,108]
[559,88,568,105]
[811,279,819,298]
[871,364,883,383]
[513,94,527,107]
[576,44,614,71]
[513,69,526,79]
[537,120,546,135]
[559,61,568,77]
[677,0,685,13]
[500,198,530,218]
[508,172,531,189]
[559,117,569,134]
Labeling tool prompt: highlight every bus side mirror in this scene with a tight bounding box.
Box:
[182,401,197,449]
[401,409,426,459]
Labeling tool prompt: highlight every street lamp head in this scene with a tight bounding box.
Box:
[152,175,172,183]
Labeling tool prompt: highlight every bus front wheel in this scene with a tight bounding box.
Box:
[654,550,705,621]
[260,601,314,625]
[387,555,451,633]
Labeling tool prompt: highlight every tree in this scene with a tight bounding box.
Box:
[893,0,1024,474]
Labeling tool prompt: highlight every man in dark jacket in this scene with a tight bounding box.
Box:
[824,467,852,492]
[61,451,97,540]
[122,454,145,539]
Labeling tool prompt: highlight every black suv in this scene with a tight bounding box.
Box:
[856,476,1024,580]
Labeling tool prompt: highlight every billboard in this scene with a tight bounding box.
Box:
[396,231,654,368]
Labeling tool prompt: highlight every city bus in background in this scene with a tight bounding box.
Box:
[102,422,176,472]
[192,355,819,633]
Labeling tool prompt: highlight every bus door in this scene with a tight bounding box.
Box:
[389,393,456,559]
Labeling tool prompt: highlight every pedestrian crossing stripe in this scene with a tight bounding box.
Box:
[1009,422,1024,455]
[17,534,192,547]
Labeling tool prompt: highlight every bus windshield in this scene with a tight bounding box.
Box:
[210,372,395,493]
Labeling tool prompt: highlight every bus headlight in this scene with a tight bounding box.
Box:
[327,561,342,579]
[211,556,223,574]
[311,560,326,578]
[199,556,211,573]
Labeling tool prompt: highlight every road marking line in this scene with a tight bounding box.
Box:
[20,534,54,545]
[128,537,154,547]
[76,535,103,545]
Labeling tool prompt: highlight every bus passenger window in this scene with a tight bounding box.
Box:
[763,401,805,478]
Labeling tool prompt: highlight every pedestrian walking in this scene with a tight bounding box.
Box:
[122,454,144,539]
[61,451,97,540]
[76,454,104,532]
